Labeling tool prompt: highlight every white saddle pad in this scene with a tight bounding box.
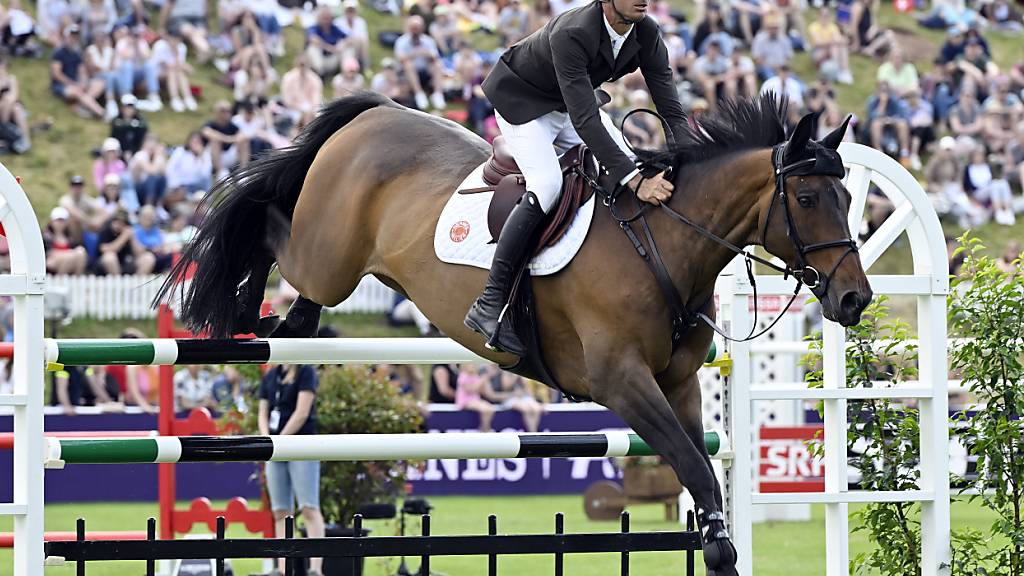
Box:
[433,162,595,275]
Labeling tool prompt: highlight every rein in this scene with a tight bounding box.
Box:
[581,138,858,345]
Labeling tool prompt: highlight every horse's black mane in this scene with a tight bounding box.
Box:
[636,93,789,172]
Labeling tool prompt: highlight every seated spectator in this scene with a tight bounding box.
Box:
[50,25,107,119]
[116,0,153,35]
[531,0,554,29]
[980,0,1023,33]
[692,5,735,57]
[429,363,457,403]
[387,294,433,335]
[167,131,212,196]
[730,0,766,45]
[106,328,159,412]
[955,37,999,98]
[202,100,249,180]
[847,0,893,58]
[163,210,197,253]
[456,363,496,432]
[94,209,156,275]
[85,31,119,120]
[622,90,664,150]
[151,32,196,112]
[212,366,248,411]
[0,56,29,153]
[1005,121,1024,193]
[760,64,804,110]
[52,365,116,415]
[751,12,793,80]
[59,174,103,237]
[395,15,447,111]
[111,94,148,158]
[371,57,412,106]
[281,54,323,128]
[159,0,211,62]
[81,0,115,48]
[97,173,137,219]
[452,41,482,101]
[996,241,1022,274]
[808,7,852,85]
[937,26,967,65]
[429,6,461,57]
[306,6,347,80]
[44,207,88,275]
[230,10,271,73]
[982,100,1018,153]
[93,137,128,192]
[231,101,275,159]
[490,371,544,432]
[133,205,172,272]
[112,24,161,111]
[876,48,919,97]
[905,89,935,170]
[233,57,276,108]
[336,0,370,70]
[926,142,974,225]
[727,49,758,100]
[332,57,365,100]
[693,39,733,110]
[129,134,168,207]
[497,0,531,48]
[804,80,846,140]
[983,76,1023,123]
[965,148,1016,225]
[866,81,911,165]
[948,89,984,147]
[173,364,216,411]
[0,0,42,57]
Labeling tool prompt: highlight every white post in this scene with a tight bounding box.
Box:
[919,292,950,574]
[822,320,849,576]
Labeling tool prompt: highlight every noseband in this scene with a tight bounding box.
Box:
[589,141,859,345]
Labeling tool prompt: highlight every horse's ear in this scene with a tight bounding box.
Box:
[785,112,818,161]
[819,115,851,150]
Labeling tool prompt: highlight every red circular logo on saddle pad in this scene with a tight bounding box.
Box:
[450,220,471,243]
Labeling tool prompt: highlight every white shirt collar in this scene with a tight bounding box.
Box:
[603,12,633,59]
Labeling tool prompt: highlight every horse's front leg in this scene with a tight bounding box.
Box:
[586,351,738,576]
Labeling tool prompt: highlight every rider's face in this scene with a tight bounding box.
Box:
[610,0,648,23]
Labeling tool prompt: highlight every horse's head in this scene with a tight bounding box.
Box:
[760,113,872,327]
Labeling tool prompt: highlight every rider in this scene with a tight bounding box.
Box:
[465,0,688,355]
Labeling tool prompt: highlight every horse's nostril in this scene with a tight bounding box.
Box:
[840,291,862,314]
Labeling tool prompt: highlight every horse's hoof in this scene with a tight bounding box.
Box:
[703,537,738,574]
[254,315,282,338]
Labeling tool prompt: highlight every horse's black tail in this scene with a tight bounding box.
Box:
[154,91,398,337]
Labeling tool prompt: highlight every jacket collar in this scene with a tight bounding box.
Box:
[591,1,642,73]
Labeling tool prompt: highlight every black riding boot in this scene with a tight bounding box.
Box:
[464,191,546,356]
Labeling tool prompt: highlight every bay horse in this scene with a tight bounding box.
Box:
[157,92,871,575]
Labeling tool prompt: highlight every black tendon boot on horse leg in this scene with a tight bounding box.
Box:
[268,296,324,338]
[464,191,546,356]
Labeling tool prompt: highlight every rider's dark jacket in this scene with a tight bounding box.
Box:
[482,0,687,184]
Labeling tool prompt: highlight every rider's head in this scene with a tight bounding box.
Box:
[600,0,649,26]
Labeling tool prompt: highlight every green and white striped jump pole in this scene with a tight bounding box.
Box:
[43,338,725,367]
[44,431,729,467]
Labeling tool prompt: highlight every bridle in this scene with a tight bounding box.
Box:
[583,136,859,345]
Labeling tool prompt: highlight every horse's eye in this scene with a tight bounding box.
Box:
[797,196,815,208]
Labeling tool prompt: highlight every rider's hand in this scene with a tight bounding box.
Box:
[630,171,674,206]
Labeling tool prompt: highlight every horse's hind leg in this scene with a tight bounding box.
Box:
[588,353,738,576]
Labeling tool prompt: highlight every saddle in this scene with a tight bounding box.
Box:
[459,136,597,255]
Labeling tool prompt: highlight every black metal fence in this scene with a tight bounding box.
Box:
[45,511,699,576]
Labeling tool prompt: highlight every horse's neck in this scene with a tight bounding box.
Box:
[665,150,772,304]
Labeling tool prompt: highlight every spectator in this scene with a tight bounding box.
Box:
[151,32,196,112]
[751,12,793,79]
[948,89,984,147]
[331,57,365,100]
[550,0,585,16]
[937,26,967,65]
[133,205,172,272]
[387,295,432,336]
[955,37,999,98]
[85,30,119,120]
[230,10,270,73]
[281,54,323,128]
[692,5,735,57]
[982,100,1018,154]
[36,0,72,47]
[0,56,30,153]
[996,241,1021,274]
[727,49,758,100]
[1005,121,1024,193]
[335,0,369,71]
[231,100,275,159]
[876,48,919,97]
[306,6,347,80]
[112,24,161,111]
[497,0,531,47]
[201,100,249,179]
[52,365,116,415]
[866,81,911,165]
[693,39,733,110]
[371,57,411,105]
[110,94,147,157]
[452,40,482,101]
[44,207,88,275]
[129,134,168,207]
[456,363,495,432]
[394,15,447,111]
[429,6,461,57]
[212,366,248,412]
[805,80,845,140]
[490,371,544,432]
[233,58,277,108]
[97,173,136,220]
[927,140,975,226]
[0,0,41,57]
[93,137,128,192]
[163,210,197,253]
[159,0,211,62]
[808,7,852,84]
[847,0,893,58]
[531,0,554,30]
[94,209,156,275]
[981,0,1022,33]
[730,0,766,45]
[59,174,103,236]
[760,64,804,109]
[964,148,1016,225]
[173,364,215,410]
[905,89,934,170]
[167,131,212,196]
[81,0,115,47]
[429,363,457,403]
[258,364,326,576]
[50,25,107,119]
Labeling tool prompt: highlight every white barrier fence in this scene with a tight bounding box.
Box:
[45,275,397,320]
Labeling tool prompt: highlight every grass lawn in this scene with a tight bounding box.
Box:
[0,496,998,575]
